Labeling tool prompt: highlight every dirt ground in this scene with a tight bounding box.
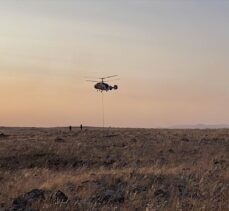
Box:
[0,127,228,211]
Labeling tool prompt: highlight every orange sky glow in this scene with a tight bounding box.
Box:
[0,1,229,128]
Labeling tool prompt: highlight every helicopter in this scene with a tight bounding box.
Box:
[86,75,119,92]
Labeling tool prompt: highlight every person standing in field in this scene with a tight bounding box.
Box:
[69,126,72,132]
[80,124,83,131]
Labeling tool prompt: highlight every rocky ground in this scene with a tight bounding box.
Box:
[0,127,228,210]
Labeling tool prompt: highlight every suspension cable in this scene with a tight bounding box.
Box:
[101,92,105,129]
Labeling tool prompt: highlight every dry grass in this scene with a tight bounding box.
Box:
[0,127,228,210]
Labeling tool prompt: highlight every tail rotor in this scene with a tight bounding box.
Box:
[113,85,118,90]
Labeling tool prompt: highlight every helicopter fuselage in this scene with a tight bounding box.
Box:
[94,82,118,92]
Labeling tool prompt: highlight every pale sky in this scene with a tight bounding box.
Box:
[0,0,229,128]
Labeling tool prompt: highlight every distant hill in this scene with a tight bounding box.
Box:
[171,124,229,129]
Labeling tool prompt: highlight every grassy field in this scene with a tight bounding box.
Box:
[0,127,228,210]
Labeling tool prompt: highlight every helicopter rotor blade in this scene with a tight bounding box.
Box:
[86,80,100,82]
[85,75,118,80]
[104,78,120,82]
[100,75,118,80]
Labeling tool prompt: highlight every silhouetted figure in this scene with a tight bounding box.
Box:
[80,124,83,131]
[69,126,72,132]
